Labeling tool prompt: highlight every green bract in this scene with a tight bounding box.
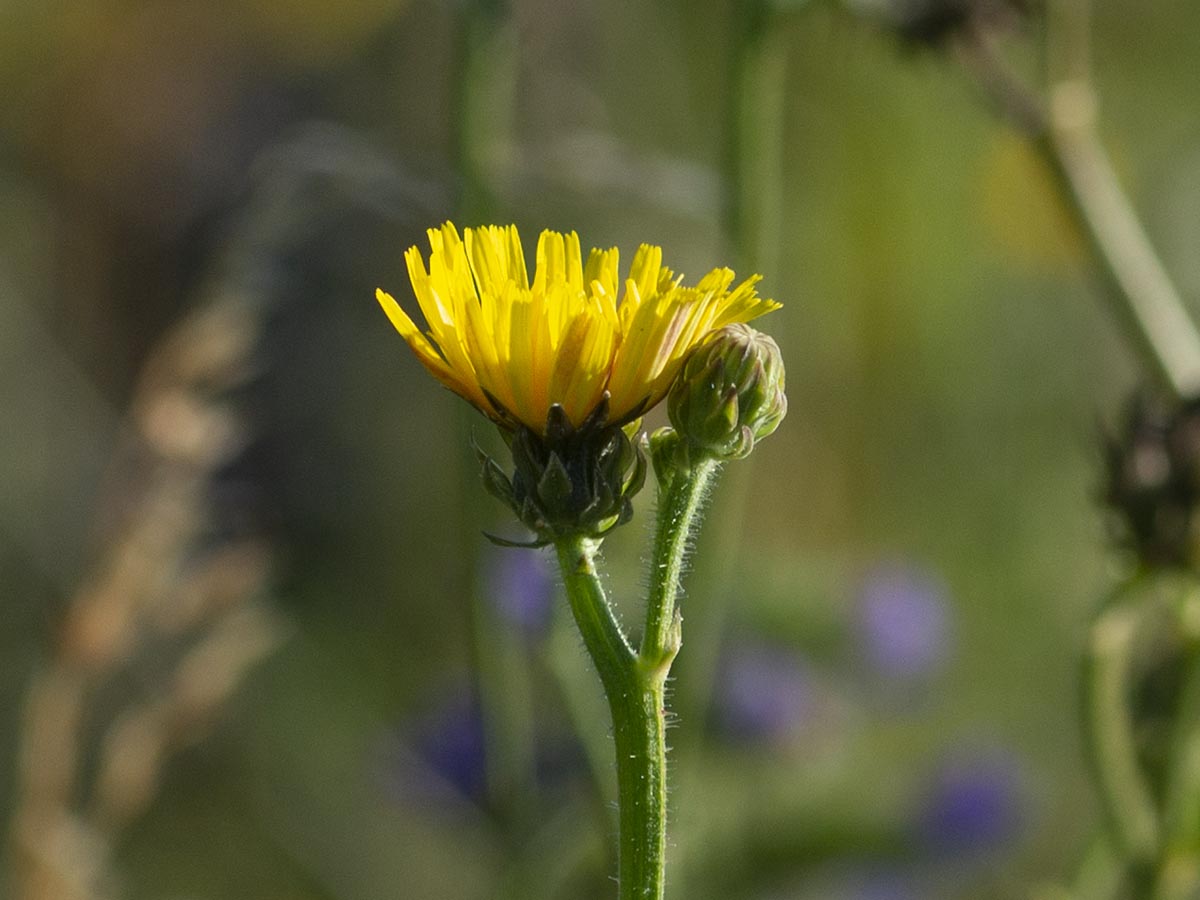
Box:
[476,396,646,545]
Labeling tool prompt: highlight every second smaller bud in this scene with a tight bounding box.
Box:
[667,323,787,467]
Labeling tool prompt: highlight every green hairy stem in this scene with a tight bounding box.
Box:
[553,459,718,900]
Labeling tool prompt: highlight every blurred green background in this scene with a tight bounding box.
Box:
[2,1,1199,898]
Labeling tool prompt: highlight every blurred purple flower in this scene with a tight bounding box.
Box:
[377,685,586,814]
[713,640,814,741]
[849,870,920,900]
[916,748,1025,856]
[381,693,488,807]
[485,546,556,635]
[782,866,918,900]
[856,562,952,680]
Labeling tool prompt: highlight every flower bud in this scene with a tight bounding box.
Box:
[668,324,786,465]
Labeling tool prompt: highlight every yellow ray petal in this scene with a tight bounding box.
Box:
[375,288,490,412]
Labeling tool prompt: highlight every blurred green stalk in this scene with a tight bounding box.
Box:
[1154,584,1200,900]
[1083,592,1160,871]
[724,0,788,278]
[453,0,516,221]
[679,0,789,735]
[1082,576,1200,899]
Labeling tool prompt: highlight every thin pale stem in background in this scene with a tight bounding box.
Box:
[955,4,1200,399]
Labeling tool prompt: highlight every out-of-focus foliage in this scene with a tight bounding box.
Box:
[2,0,1199,898]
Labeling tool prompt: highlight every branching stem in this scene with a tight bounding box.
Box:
[553,458,720,900]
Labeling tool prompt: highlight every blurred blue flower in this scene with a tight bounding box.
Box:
[713,640,814,742]
[485,546,555,636]
[378,684,586,815]
[915,748,1025,856]
[382,692,488,807]
[855,562,952,680]
[848,869,920,900]
[772,866,918,900]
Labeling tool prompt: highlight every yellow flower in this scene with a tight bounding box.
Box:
[376,222,781,433]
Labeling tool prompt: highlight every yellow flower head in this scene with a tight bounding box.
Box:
[376,222,781,433]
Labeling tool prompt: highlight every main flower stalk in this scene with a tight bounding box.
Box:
[554,536,670,899]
